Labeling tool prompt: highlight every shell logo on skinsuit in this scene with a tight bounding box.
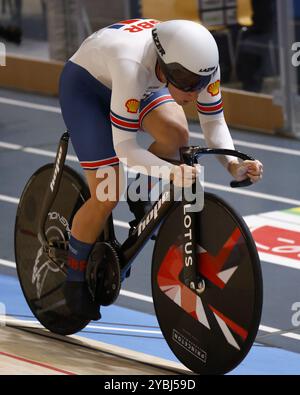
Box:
[207,80,220,97]
[125,99,140,114]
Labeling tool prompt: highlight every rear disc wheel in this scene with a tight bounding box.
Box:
[15,164,91,335]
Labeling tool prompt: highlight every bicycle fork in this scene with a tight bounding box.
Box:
[180,148,205,295]
[182,186,205,295]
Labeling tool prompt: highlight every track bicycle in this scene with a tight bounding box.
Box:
[14,132,263,375]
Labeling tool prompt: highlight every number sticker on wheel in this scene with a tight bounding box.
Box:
[152,192,263,374]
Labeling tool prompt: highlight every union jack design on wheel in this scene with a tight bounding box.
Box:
[157,228,248,351]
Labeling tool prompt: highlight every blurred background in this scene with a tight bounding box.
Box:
[0,0,299,137]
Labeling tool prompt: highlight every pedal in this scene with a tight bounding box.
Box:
[48,240,68,260]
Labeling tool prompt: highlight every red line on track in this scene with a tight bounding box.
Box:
[0,351,76,375]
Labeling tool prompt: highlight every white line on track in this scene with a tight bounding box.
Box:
[0,194,20,204]
[113,219,130,230]
[189,131,300,157]
[1,183,299,207]
[0,259,16,269]
[79,324,161,335]
[0,289,299,342]
[0,194,131,229]
[0,317,161,335]
[0,97,61,113]
[4,318,299,340]
[0,141,77,162]
[0,258,153,304]
[1,95,300,156]
[204,182,300,206]
[120,289,153,303]
[259,325,300,341]
[0,141,22,150]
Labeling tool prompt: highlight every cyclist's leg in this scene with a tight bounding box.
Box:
[59,60,119,247]
[140,89,189,160]
[63,165,121,320]
[59,61,121,319]
[71,165,121,244]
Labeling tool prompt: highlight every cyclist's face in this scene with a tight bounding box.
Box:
[156,63,200,105]
[168,83,200,105]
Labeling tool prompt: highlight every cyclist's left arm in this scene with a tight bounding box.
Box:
[197,66,263,183]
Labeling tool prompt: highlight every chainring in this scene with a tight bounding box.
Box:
[86,241,121,306]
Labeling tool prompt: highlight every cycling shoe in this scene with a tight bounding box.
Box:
[63,281,101,321]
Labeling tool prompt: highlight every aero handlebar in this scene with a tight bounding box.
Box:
[180,146,255,188]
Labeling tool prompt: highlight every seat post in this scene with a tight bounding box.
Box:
[38,131,70,250]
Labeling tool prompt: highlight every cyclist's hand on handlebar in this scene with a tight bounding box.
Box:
[228,160,263,183]
[171,164,201,187]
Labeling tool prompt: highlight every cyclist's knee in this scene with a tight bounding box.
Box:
[85,165,123,203]
[97,197,119,211]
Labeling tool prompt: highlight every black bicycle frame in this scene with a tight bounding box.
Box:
[38,132,70,264]
[117,146,254,291]
[38,132,255,291]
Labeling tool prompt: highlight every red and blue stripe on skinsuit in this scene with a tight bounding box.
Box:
[59,61,174,172]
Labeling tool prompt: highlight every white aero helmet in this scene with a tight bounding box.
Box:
[152,20,219,92]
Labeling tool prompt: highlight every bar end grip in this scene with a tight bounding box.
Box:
[230,178,253,188]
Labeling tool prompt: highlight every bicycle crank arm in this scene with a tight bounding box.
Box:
[48,245,68,261]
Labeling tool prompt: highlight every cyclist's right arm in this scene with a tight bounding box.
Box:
[109,59,198,186]
[113,131,199,186]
